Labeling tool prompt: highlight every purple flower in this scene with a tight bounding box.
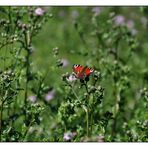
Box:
[125,19,137,36]
[34,7,45,16]
[66,74,77,82]
[71,10,79,19]
[61,59,69,68]
[28,95,37,103]
[45,90,55,102]
[126,20,134,29]
[92,7,101,15]
[63,132,77,141]
[114,15,125,26]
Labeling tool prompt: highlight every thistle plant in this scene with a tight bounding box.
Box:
[57,67,113,141]
[0,6,52,141]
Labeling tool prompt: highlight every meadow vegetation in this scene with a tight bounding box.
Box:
[0,6,147,142]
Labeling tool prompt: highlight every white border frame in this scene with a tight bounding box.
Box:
[0,0,148,6]
[0,1,148,147]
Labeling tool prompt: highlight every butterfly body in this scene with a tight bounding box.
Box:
[72,64,94,79]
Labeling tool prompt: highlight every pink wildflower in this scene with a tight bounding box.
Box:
[45,90,55,102]
[126,20,134,29]
[35,7,45,16]
[63,132,77,141]
[114,15,125,26]
[92,7,101,15]
[61,59,69,68]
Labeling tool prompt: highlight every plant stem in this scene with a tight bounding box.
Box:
[112,83,120,139]
[86,108,89,137]
[70,82,90,137]
[69,84,81,103]
[23,119,34,141]
[84,82,92,137]
[0,100,4,142]
[82,105,89,137]
[84,82,89,95]
[24,52,29,105]
[24,30,31,120]
[90,112,93,136]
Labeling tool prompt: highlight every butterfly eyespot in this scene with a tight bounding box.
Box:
[73,64,79,68]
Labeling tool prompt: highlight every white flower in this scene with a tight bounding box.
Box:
[66,74,77,82]
[131,29,137,36]
[28,96,37,103]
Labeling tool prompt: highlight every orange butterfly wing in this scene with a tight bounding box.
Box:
[84,67,94,76]
[73,64,84,74]
[73,64,94,79]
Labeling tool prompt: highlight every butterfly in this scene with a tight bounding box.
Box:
[72,64,94,79]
